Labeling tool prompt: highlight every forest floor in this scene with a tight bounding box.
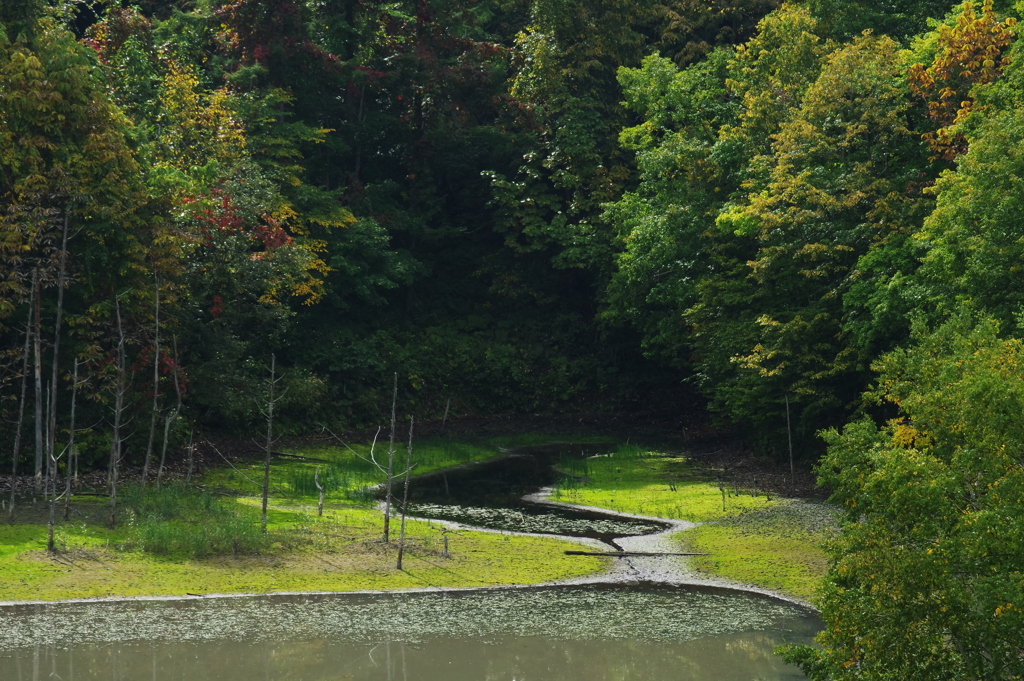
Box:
[0,413,831,604]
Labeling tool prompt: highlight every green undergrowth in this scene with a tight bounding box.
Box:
[680,500,835,602]
[550,444,834,602]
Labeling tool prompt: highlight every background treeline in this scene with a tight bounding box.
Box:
[0,0,1022,459]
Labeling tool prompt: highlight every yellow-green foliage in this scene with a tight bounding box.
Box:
[0,504,605,602]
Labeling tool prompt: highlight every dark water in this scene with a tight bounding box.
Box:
[0,584,820,680]
[405,445,666,544]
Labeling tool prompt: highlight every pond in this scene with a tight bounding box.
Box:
[0,584,819,680]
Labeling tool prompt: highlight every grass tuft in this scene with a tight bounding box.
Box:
[120,483,270,557]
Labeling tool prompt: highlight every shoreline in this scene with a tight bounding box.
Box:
[0,486,818,612]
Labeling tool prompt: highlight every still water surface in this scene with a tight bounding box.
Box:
[0,584,819,680]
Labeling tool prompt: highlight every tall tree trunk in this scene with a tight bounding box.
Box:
[261,354,278,534]
[45,211,70,502]
[9,320,31,520]
[141,278,160,490]
[63,359,79,521]
[383,372,397,543]
[109,297,127,529]
[396,416,414,570]
[32,269,43,493]
[156,335,182,489]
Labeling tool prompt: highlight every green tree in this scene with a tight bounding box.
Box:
[915,26,1024,327]
[601,48,738,367]
[907,0,1016,161]
[703,32,931,449]
[786,315,1024,680]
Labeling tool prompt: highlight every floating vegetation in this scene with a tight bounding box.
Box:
[409,503,664,538]
[0,584,819,649]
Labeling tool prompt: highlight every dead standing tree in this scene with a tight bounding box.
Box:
[321,374,413,545]
[61,358,83,521]
[396,416,417,570]
[156,335,183,488]
[260,354,286,533]
[43,211,71,505]
[383,372,397,542]
[32,269,43,492]
[8,319,31,519]
[140,277,161,490]
[108,295,132,530]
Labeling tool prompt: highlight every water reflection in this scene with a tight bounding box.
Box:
[0,585,818,681]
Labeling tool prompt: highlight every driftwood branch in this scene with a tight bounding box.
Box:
[563,550,711,557]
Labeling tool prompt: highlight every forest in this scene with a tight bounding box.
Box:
[2,0,1024,677]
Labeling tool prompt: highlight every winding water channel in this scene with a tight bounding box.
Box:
[0,444,822,680]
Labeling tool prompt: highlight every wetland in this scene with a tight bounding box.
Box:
[0,436,831,680]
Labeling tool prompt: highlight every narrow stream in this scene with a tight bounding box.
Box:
[405,444,666,546]
[0,443,822,680]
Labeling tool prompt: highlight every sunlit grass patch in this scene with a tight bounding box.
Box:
[120,483,270,558]
[548,444,833,601]
[678,500,836,602]
[552,444,779,522]
[0,505,607,601]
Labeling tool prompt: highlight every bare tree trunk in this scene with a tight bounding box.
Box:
[141,278,160,490]
[63,359,80,521]
[261,354,281,534]
[156,335,182,488]
[441,397,450,435]
[785,392,794,488]
[9,321,31,520]
[32,269,43,493]
[45,211,70,503]
[314,467,324,517]
[185,429,195,484]
[47,446,58,552]
[383,372,397,543]
[396,417,414,570]
[109,297,128,529]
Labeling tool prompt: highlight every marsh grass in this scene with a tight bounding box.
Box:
[120,483,270,557]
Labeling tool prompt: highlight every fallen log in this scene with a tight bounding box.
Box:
[564,550,711,557]
[269,451,333,463]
